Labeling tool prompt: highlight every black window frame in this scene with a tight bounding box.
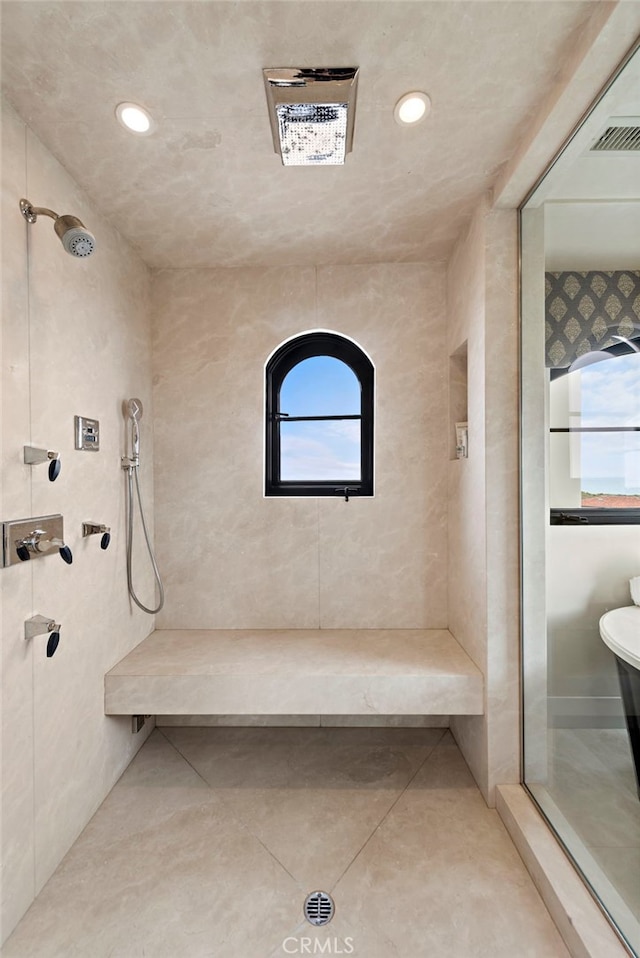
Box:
[265,331,374,498]
[549,337,640,526]
[550,507,640,526]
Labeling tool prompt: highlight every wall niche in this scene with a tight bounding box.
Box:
[449,340,468,460]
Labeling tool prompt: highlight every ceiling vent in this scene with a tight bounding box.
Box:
[590,118,640,152]
[263,68,359,166]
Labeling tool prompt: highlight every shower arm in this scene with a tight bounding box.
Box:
[19,200,58,223]
[19,198,95,258]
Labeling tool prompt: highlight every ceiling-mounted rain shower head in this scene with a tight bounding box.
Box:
[263,68,359,166]
[19,199,96,257]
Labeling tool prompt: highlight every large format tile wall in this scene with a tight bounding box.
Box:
[446,198,520,804]
[1,99,155,943]
[152,263,448,630]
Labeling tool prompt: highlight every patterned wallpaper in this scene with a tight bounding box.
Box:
[545,270,640,367]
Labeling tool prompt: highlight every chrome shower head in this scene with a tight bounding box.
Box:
[125,398,144,422]
[53,215,95,257]
[20,199,96,257]
[123,398,143,461]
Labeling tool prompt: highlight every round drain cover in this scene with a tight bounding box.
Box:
[304,891,334,926]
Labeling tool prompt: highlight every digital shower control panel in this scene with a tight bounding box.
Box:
[74,415,100,451]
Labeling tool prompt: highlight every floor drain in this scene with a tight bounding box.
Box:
[304,890,334,926]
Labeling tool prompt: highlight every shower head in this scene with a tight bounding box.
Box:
[123,399,143,461]
[53,215,95,257]
[20,199,96,257]
[263,68,359,165]
[125,398,144,422]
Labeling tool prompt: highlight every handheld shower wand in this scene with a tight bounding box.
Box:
[125,398,143,462]
[122,399,164,614]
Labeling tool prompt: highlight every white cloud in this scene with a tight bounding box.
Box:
[556,353,640,493]
[324,420,360,443]
[281,433,359,481]
[580,353,640,427]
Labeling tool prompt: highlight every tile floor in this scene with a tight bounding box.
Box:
[2,728,570,958]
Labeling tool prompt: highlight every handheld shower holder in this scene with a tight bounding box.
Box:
[122,397,164,614]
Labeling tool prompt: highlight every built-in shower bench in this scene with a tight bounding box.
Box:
[104,629,483,718]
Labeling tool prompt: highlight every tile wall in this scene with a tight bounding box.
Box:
[446,198,520,803]
[151,263,448,630]
[1,98,155,943]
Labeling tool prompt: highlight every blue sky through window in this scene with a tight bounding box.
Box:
[280,356,360,416]
[280,356,361,481]
[578,352,640,495]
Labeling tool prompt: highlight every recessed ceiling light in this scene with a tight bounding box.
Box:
[394,92,431,126]
[115,102,156,135]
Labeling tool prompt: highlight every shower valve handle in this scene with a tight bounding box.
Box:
[59,545,73,564]
[23,446,61,481]
[82,522,111,550]
[47,632,61,657]
[38,535,73,564]
[16,531,72,564]
[24,615,62,657]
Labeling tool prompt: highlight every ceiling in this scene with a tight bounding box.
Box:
[534,44,640,270]
[539,45,640,203]
[1,1,601,269]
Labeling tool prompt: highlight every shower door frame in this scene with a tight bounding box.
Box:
[518,36,640,958]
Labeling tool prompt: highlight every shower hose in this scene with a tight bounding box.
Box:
[126,464,165,614]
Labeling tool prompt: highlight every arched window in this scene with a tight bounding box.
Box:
[265,331,374,497]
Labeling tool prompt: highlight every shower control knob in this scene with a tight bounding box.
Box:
[23,446,61,480]
[16,544,30,562]
[23,532,73,563]
[46,632,60,658]
[82,523,110,550]
[59,545,73,564]
[24,615,62,656]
